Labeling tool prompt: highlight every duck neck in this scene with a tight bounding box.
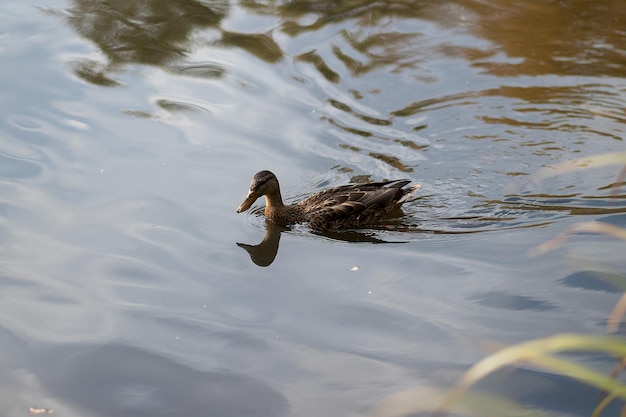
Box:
[264,189,285,209]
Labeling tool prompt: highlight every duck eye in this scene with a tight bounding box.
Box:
[253,177,270,191]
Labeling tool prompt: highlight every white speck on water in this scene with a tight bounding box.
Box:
[350,266,360,271]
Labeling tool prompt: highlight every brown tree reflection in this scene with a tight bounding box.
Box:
[62,0,283,85]
[68,0,225,66]
[260,0,626,78]
[462,0,626,77]
[62,0,626,83]
[247,0,430,82]
[59,0,626,174]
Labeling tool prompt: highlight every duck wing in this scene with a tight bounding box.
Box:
[299,180,418,230]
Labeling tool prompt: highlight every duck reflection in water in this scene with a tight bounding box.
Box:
[237,223,286,267]
[236,170,420,266]
[237,222,401,267]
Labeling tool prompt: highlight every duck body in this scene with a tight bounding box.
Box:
[237,171,420,231]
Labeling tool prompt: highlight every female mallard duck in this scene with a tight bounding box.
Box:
[236,170,420,230]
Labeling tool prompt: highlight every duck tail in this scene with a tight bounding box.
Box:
[397,183,422,204]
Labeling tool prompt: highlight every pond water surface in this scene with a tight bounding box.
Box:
[1,0,626,416]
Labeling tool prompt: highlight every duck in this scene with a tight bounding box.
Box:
[236,170,421,230]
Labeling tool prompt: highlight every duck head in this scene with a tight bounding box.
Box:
[236,170,281,213]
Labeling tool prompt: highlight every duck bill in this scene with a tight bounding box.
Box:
[236,191,258,213]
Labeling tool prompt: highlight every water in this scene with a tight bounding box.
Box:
[1,0,625,416]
